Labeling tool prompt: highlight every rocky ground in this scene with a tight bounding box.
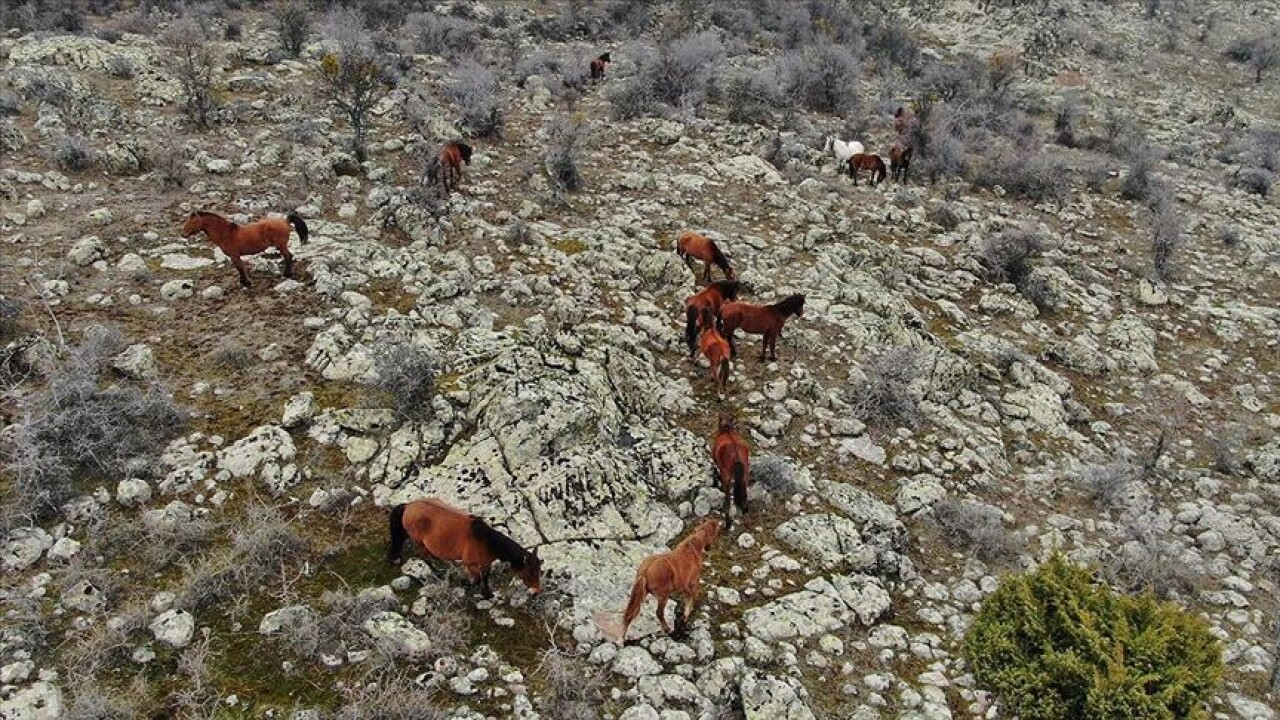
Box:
[1,1,1279,718]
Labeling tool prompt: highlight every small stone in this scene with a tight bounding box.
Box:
[150,609,196,648]
[112,344,158,380]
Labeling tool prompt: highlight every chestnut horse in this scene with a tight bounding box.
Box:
[698,307,733,395]
[388,498,542,597]
[181,210,308,288]
[613,518,722,643]
[847,153,887,186]
[721,293,805,361]
[675,231,736,284]
[888,141,913,183]
[437,140,473,192]
[711,415,750,529]
[685,280,740,357]
[590,52,611,80]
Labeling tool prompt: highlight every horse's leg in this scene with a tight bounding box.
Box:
[768,330,779,361]
[723,491,733,530]
[655,593,672,635]
[759,336,768,361]
[683,577,701,623]
[702,261,712,283]
[229,254,251,288]
[280,244,294,279]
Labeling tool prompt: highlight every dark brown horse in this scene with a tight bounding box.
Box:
[720,293,805,361]
[607,518,721,643]
[437,140,473,192]
[698,307,733,395]
[888,141,913,183]
[711,414,750,529]
[181,210,308,288]
[675,231,736,284]
[893,106,918,137]
[590,52,612,81]
[388,498,542,597]
[684,280,740,357]
[847,153,887,186]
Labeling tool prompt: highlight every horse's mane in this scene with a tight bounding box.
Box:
[709,243,732,274]
[470,517,528,569]
[598,52,611,62]
[770,294,805,315]
[456,142,473,163]
[708,279,738,298]
[676,522,717,552]
[193,211,236,228]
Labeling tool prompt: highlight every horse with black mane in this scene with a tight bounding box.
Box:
[181,210,308,288]
[711,415,750,529]
[720,293,805,361]
[847,153,887,186]
[675,231,736,284]
[590,52,612,81]
[684,280,740,357]
[388,498,542,597]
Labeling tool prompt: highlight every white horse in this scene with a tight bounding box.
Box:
[823,136,865,167]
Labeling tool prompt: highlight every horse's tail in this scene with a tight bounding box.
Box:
[621,569,649,629]
[709,242,731,275]
[685,305,699,356]
[875,161,887,185]
[387,503,408,563]
[674,234,687,260]
[287,212,309,244]
[732,461,747,513]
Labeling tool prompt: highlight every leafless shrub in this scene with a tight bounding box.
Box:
[1210,426,1246,476]
[978,228,1047,288]
[537,649,606,720]
[2,326,188,522]
[401,11,479,60]
[319,8,394,162]
[63,678,142,720]
[1076,459,1138,510]
[1150,198,1184,282]
[169,632,219,717]
[107,55,135,80]
[1105,515,1202,601]
[331,672,446,719]
[722,66,780,125]
[1231,167,1274,197]
[1216,223,1243,248]
[162,13,219,129]
[1053,91,1083,147]
[506,219,531,245]
[1120,143,1164,205]
[609,34,724,119]
[209,339,255,370]
[272,587,398,661]
[368,339,437,420]
[847,347,923,431]
[932,498,1019,565]
[544,115,586,192]
[0,296,22,344]
[52,134,94,172]
[151,144,191,188]
[176,506,307,612]
[448,59,503,139]
[927,203,962,230]
[970,149,1070,205]
[777,41,861,115]
[274,0,311,58]
[1226,29,1280,83]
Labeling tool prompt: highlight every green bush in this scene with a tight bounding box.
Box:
[964,555,1222,720]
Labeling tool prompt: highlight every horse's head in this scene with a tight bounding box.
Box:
[457,142,473,164]
[599,52,611,63]
[792,294,806,317]
[696,518,723,548]
[518,548,542,594]
[181,212,204,238]
[718,414,737,433]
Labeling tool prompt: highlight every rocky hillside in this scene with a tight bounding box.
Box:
[1,0,1278,718]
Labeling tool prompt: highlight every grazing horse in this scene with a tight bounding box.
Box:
[590,52,612,80]
[675,231,736,284]
[697,307,733,395]
[387,498,542,598]
[181,210,308,289]
[823,136,865,169]
[847,153,887,186]
[720,293,805,361]
[684,280,740,357]
[888,141,913,183]
[612,518,722,643]
[437,140,473,192]
[711,415,750,529]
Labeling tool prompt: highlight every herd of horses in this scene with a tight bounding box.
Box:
[174,53,917,642]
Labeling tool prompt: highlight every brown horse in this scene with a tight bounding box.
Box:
[675,231,736,284]
[590,52,611,81]
[698,307,732,395]
[711,415,750,529]
[721,293,805,361]
[388,498,542,598]
[614,518,721,643]
[888,141,913,183]
[847,153,887,186]
[181,210,308,288]
[437,140,473,192]
[893,106,918,137]
[684,280,740,357]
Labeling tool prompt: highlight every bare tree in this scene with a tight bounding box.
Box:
[1252,34,1278,84]
[273,0,310,58]
[162,13,218,128]
[318,8,391,162]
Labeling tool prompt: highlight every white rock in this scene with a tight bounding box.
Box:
[150,609,196,648]
[3,527,53,571]
[362,611,433,659]
[160,279,194,301]
[116,478,152,507]
[612,646,663,678]
[112,343,158,380]
[68,235,106,266]
[281,392,317,428]
[46,537,81,562]
[896,474,946,514]
[0,681,62,719]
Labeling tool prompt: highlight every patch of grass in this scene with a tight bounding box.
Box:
[551,237,587,255]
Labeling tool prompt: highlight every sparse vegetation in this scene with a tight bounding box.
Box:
[448,59,503,139]
[847,347,923,431]
[162,13,219,129]
[544,115,587,192]
[932,498,1019,565]
[1150,198,1184,282]
[175,505,307,612]
[368,338,438,420]
[52,134,94,172]
[965,555,1222,720]
[319,8,393,162]
[608,33,724,119]
[273,0,311,58]
[537,649,607,720]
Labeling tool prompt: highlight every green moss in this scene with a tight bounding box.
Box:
[550,237,587,255]
[964,555,1222,720]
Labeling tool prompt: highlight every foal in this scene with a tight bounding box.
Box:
[437,140,473,192]
[720,293,805,361]
[675,231,736,284]
[684,280,740,357]
[711,415,750,529]
[181,210,308,288]
[590,52,612,80]
[888,141,913,183]
[388,498,542,597]
[615,518,721,643]
[847,153,887,186]
[697,307,733,395]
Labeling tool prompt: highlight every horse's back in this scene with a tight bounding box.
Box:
[402,498,472,559]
